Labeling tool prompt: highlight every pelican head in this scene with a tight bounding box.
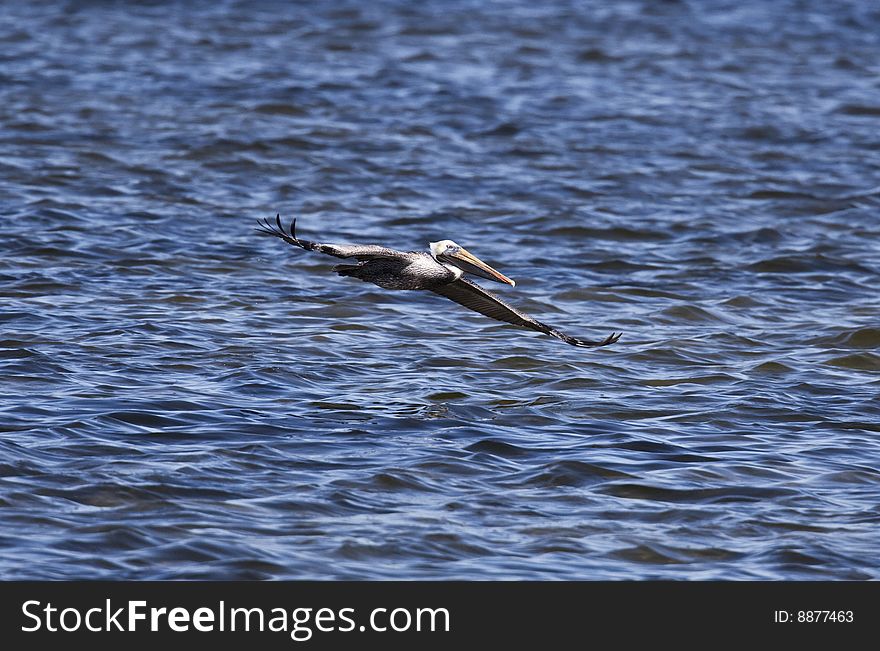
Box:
[429,239,515,286]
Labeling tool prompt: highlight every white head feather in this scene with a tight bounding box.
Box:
[429,239,459,259]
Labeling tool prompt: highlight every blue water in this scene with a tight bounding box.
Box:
[1,0,879,579]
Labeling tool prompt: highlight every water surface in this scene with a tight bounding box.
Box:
[1,0,879,579]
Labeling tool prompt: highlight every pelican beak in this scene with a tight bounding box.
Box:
[440,247,516,286]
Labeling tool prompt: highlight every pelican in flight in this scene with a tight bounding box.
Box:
[257,215,621,348]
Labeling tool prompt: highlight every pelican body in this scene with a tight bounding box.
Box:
[257,215,621,348]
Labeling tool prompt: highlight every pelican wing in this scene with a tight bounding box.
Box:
[257,215,400,260]
[431,278,621,348]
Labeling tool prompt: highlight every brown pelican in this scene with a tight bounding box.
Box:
[256,215,621,348]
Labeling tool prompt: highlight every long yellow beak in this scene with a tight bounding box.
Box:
[441,247,516,286]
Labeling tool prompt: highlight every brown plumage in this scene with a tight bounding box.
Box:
[257,215,621,348]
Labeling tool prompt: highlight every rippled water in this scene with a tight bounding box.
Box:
[1,0,879,579]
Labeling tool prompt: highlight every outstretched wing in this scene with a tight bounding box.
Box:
[256,214,401,260]
[431,278,621,348]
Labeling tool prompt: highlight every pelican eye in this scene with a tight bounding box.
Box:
[446,245,461,254]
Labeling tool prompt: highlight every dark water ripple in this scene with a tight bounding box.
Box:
[1,0,880,580]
